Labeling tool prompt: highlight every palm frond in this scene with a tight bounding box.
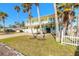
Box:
[0,12,8,20]
[14,6,20,12]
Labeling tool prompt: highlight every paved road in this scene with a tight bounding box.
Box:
[0,33,28,40]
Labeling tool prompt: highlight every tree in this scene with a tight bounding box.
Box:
[0,12,8,33]
[54,3,76,42]
[57,4,75,30]
[53,3,60,42]
[22,3,36,38]
[0,24,3,28]
[74,4,79,36]
[21,21,25,28]
[35,3,45,39]
[14,6,21,27]
[57,3,71,28]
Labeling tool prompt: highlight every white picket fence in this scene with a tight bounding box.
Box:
[61,30,79,46]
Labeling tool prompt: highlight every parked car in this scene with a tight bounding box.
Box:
[5,29,15,32]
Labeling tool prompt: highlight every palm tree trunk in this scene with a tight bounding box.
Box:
[77,7,79,36]
[77,13,79,36]
[54,3,60,42]
[36,4,44,39]
[3,19,5,33]
[17,12,21,28]
[71,5,74,36]
[28,10,36,38]
[68,5,74,36]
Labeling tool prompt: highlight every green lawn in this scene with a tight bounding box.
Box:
[0,34,77,56]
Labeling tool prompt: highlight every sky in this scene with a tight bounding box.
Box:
[0,3,54,27]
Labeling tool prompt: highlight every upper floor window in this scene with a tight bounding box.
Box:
[48,18,55,23]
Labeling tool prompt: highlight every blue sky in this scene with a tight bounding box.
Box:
[0,3,54,27]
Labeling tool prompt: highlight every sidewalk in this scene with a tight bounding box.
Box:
[0,33,28,40]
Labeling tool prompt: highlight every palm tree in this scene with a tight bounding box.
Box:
[14,6,20,27]
[57,4,75,29]
[35,3,45,39]
[53,3,60,42]
[22,3,36,38]
[14,6,20,13]
[0,24,3,29]
[21,21,25,28]
[57,3,69,28]
[56,3,79,36]
[0,12,8,33]
[54,3,75,42]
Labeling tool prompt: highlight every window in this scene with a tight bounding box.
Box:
[48,18,55,23]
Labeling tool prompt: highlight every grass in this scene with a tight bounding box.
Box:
[0,34,77,56]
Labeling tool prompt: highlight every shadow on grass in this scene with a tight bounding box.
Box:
[75,46,79,56]
[50,33,56,39]
[37,37,46,40]
[28,36,45,40]
[29,33,55,40]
